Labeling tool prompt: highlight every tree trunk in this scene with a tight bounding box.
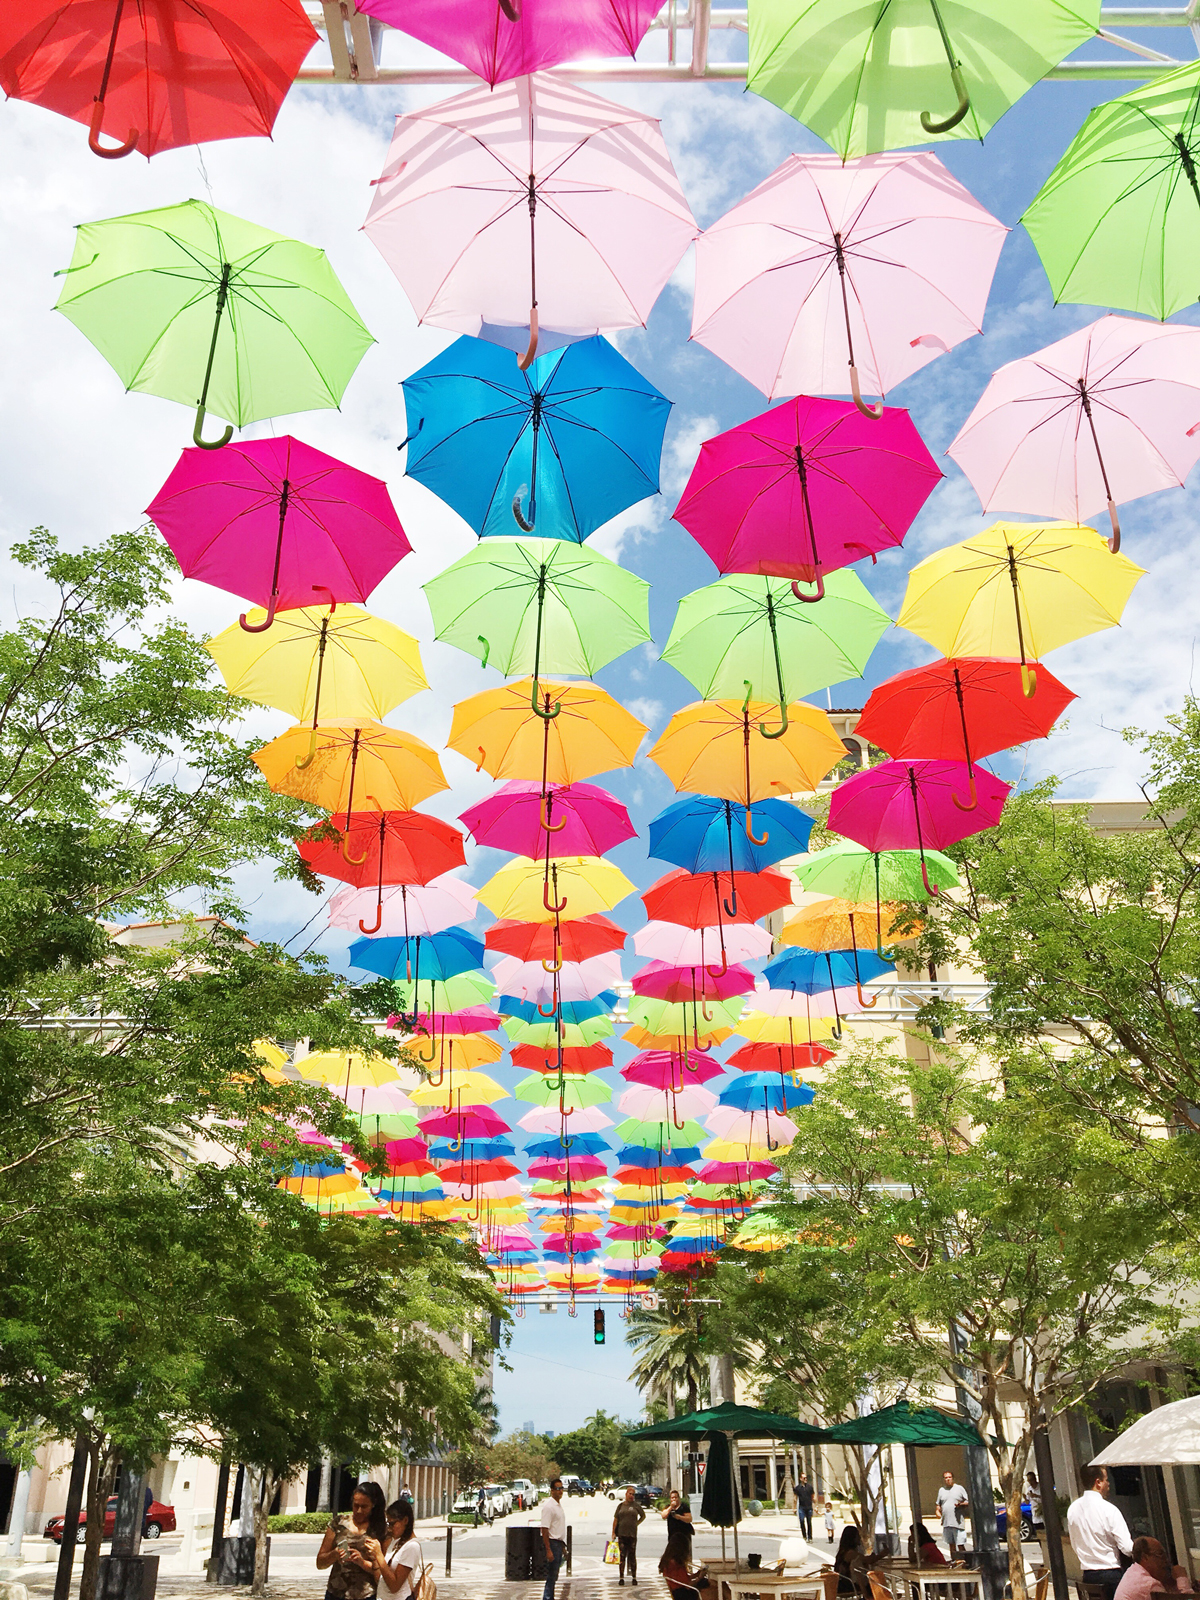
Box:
[998,1450,1031,1600]
[79,1441,119,1600]
[317,1457,332,1513]
[251,1467,277,1597]
[666,1386,677,1493]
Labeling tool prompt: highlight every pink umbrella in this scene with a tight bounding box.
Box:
[363,73,695,368]
[147,436,410,632]
[705,1106,797,1147]
[947,314,1200,554]
[418,1105,511,1140]
[490,951,624,1005]
[381,1137,432,1164]
[696,1160,779,1183]
[618,1084,717,1121]
[621,1050,725,1090]
[460,780,634,859]
[528,1154,609,1180]
[519,1104,612,1134]
[691,152,1006,412]
[633,920,773,967]
[408,1007,503,1036]
[327,1084,418,1115]
[631,960,756,1003]
[674,395,941,590]
[828,758,1011,894]
[327,876,478,938]
[358,0,661,87]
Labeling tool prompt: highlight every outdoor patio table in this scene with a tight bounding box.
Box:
[723,1571,824,1600]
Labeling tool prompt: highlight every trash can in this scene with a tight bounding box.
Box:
[506,1526,535,1580]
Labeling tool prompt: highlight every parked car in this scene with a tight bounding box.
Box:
[45,1496,176,1546]
[511,1479,539,1509]
[995,1501,1037,1543]
[452,1488,491,1522]
[635,1484,663,1505]
[485,1483,512,1516]
[566,1478,590,1496]
[608,1482,638,1501]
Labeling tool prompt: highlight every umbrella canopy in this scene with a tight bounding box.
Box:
[626,998,744,1039]
[642,868,794,929]
[691,152,1006,406]
[720,1075,815,1114]
[390,972,495,1015]
[627,1400,827,1443]
[1023,61,1200,321]
[623,1050,726,1089]
[649,796,814,877]
[821,1401,981,1449]
[763,947,894,996]
[515,1073,613,1110]
[462,780,635,862]
[829,760,1011,885]
[511,1044,614,1075]
[492,951,624,1005]
[700,1428,742,1528]
[728,1041,834,1074]
[55,199,372,446]
[419,1105,511,1140]
[405,339,669,541]
[358,0,661,87]
[1090,1395,1200,1467]
[948,314,1200,551]
[780,898,913,953]
[506,1016,614,1049]
[486,914,627,963]
[521,1105,613,1134]
[348,928,485,982]
[327,877,478,940]
[747,0,1099,161]
[0,0,317,159]
[449,678,647,785]
[674,396,941,587]
[793,838,960,901]
[634,921,772,967]
[632,963,756,1004]
[148,436,409,630]
[208,604,426,726]
[410,1069,507,1106]
[363,72,695,363]
[898,523,1145,696]
[707,1107,798,1146]
[254,722,447,820]
[615,1116,709,1150]
[295,1051,398,1090]
[731,1012,836,1045]
[478,855,634,923]
[297,809,465,890]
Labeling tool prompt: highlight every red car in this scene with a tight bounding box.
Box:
[44,1495,176,1545]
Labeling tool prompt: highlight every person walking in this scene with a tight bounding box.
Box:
[824,1502,835,1544]
[317,1482,388,1600]
[612,1485,645,1586]
[541,1478,567,1600]
[1067,1465,1134,1600]
[935,1471,969,1556]
[796,1473,815,1540]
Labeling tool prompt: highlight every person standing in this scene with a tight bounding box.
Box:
[796,1473,815,1540]
[541,1478,567,1600]
[824,1502,835,1544]
[936,1471,970,1556]
[1067,1465,1134,1600]
[661,1489,693,1549]
[612,1486,645,1586]
[316,1482,388,1600]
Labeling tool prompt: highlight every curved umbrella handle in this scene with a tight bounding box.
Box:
[706,948,729,980]
[516,308,539,372]
[512,488,535,532]
[499,0,520,16]
[537,999,558,1018]
[310,584,338,615]
[476,746,487,773]
[856,981,878,1010]
[89,98,137,158]
[849,365,884,420]
[921,64,971,133]
[426,1061,445,1089]
[340,832,368,866]
[417,1033,438,1064]
[790,572,826,604]
[294,728,320,770]
[357,905,384,935]
[560,1102,574,1119]
[239,592,279,633]
[540,793,566,833]
[759,700,789,740]
[541,952,564,973]
[531,678,562,721]
[745,805,769,848]
[700,995,714,1023]
[1020,663,1037,700]
[543,879,568,915]
[723,890,738,918]
[919,857,942,898]
[1107,498,1121,554]
[447,1135,462,1153]
[193,403,233,450]
[478,635,491,669]
[952,768,978,813]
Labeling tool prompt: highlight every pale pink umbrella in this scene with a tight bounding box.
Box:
[705,1106,798,1147]
[327,876,478,938]
[617,1084,718,1121]
[363,73,696,369]
[519,1104,613,1133]
[357,1,661,88]
[633,920,773,967]
[691,152,1006,412]
[948,314,1200,554]
[491,951,625,1004]
[324,1084,418,1115]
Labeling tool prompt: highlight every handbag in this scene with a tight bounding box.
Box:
[604,1539,621,1565]
[411,1541,437,1600]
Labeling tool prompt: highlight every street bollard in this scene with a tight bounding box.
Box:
[445,1522,452,1577]
[566,1526,572,1575]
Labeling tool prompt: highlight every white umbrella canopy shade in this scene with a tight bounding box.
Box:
[1091,1396,1200,1466]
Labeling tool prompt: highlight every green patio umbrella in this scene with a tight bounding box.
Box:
[1023,61,1200,319]
[422,537,650,718]
[820,1401,981,1448]
[626,1400,827,1443]
[700,1429,742,1531]
[661,572,890,734]
[54,198,373,448]
[748,0,1099,159]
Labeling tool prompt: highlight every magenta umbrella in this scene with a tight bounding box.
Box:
[828,758,1011,894]
[358,0,660,87]
[409,1007,503,1036]
[147,436,410,633]
[675,395,941,593]
[621,1050,725,1090]
[631,961,756,1003]
[417,1105,511,1142]
[460,780,634,859]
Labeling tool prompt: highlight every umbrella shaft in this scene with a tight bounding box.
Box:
[832,234,858,371]
[270,479,290,598]
[1176,134,1200,207]
[98,0,126,102]
[311,618,329,729]
[198,263,233,412]
[793,448,821,573]
[1005,545,1030,666]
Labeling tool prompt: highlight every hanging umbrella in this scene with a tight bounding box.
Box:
[478,855,634,922]
[511,1044,614,1076]
[856,658,1075,808]
[732,1012,837,1046]
[0,0,317,159]
[526,1132,610,1158]
[348,928,486,983]
[486,913,626,964]
[948,315,1200,552]
[642,868,794,929]
[662,573,890,721]
[294,1051,399,1090]
[298,810,466,935]
[674,395,941,590]
[55,199,372,446]
[780,897,913,953]
[622,1050,726,1089]
[208,603,426,734]
[520,1104,613,1134]
[492,951,624,1005]
[614,1115,709,1150]
[148,436,409,630]
[763,947,893,1002]
[418,1105,512,1144]
[897,522,1145,698]
[634,921,772,967]
[1022,61,1200,321]
[624,1022,734,1053]
[462,780,634,861]
[691,151,1006,410]
[631,963,756,1005]
[448,678,646,783]
[410,1069,507,1107]
[706,1107,799,1150]
[405,339,669,539]
[254,722,447,823]
[390,972,495,1016]
[792,838,959,954]
[515,1074,613,1110]
[364,73,695,367]
[747,0,1099,160]
[528,1155,609,1181]
[327,877,478,940]
[357,0,661,87]
[506,1016,614,1049]
[627,997,744,1039]
[648,796,814,879]
[498,994,614,1025]
[728,1040,834,1074]
[619,1084,719,1123]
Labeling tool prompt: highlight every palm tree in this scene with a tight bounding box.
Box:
[625,1301,709,1416]
[472,1384,501,1444]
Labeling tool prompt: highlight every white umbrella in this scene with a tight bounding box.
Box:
[1091,1397,1200,1466]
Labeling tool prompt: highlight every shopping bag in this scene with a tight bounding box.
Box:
[604,1539,621,1565]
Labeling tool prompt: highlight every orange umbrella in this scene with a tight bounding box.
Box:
[253,720,446,818]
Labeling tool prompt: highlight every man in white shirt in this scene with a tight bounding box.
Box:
[541,1479,567,1600]
[1067,1465,1134,1600]
[936,1473,970,1554]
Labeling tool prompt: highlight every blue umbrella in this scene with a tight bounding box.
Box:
[348,927,485,982]
[428,1138,515,1161]
[525,1132,611,1158]
[401,333,671,540]
[542,1244,601,1262]
[718,1074,815,1114]
[648,795,814,883]
[616,1144,703,1168]
[496,993,616,1024]
[763,947,893,994]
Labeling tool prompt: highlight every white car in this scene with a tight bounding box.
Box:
[512,1480,539,1509]
[453,1488,492,1521]
[485,1483,512,1516]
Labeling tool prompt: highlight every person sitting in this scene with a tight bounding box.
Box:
[1113,1537,1194,1600]
[659,1527,713,1600]
[907,1524,948,1568]
[832,1526,886,1596]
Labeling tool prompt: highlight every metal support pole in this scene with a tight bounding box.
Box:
[445,1522,452,1577]
[209,1457,231,1577]
[904,1446,924,1560]
[52,1432,89,1600]
[566,1524,573,1574]
[1033,1418,1069,1600]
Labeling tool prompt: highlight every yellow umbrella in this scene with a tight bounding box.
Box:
[478,855,634,923]
[704,1137,783,1163]
[623,1023,733,1051]
[733,1012,837,1045]
[281,1169,361,1198]
[536,1214,607,1233]
[252,719,446,816]
[897,521,1145,696]
[409,1035,504,1075]
[448,676,646,785]
[294,1050,399,1089]
[410,1069,507,1105]
[648,695,844,841]
[780,899,911,951]
[730,1221,792,1253]
[207,603,426,733]
[609,1203,681,1224]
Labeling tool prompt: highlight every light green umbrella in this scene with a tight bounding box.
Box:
[794,837,958,953]
[748,0,1099,159]
[514,1073,613,1109]
[661,570,890,733]
[54,198,373,448]
[422,537,650,718]
[627,996,745,1036]
[1023,61,1200,320]
[392,972,495,1015]
[504,1016,614,1049]
[614,1116,709,1150]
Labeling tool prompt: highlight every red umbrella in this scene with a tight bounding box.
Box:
[855,658,1075,810]
[0,0,317,160]
[726,1040,834,1073]
[297,810,465,934]
[485,914,626,964]
[436,1159,519,1184]
[527,1155,608,1181]
[510,1043,613,1075]
[641,868,793,928]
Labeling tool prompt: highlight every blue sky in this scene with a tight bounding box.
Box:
[1,7,1197,1435]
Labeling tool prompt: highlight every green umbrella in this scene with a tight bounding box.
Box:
[700,1430,742,1530]
[794,838,959,956]
[513,1072,613,1109]
[504,1016,614,1049]
[820,1400,981,1448]
[1023,61,1200,319]
[54,198,373,448]
[625,1399,827,1443]
[422,537,650,720]
[627,995,745,1039]
[614,1116,709,1150]
[392,973,495,1014]
[748,0,1099,159]
[661,571,890,736]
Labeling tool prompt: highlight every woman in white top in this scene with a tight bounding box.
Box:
[376,1500,421,1599]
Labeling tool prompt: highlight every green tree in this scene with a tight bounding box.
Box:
[626,1301,710,1418]
[484,1432,560,1486]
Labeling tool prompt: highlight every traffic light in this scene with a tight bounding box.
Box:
[593,1308,606,1345]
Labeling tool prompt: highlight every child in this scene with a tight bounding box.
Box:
[824,1502,835,1543]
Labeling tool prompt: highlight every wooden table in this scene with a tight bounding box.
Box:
[880,1567,985,1600]
[722,1570,824,1600]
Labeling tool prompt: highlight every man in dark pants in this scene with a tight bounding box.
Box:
[541,1479,567,1600]
[1067,1465,1133,1600]
[796,1473,815,1541]
[612,1486,645,1585]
